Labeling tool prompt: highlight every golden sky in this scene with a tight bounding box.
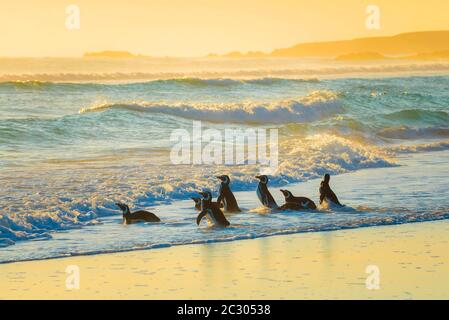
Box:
[1,0,448,57]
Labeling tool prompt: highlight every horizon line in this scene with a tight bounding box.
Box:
[1,29,448,59]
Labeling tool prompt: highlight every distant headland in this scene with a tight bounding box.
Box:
[81,31,449,61]
[83,51,149,58]
[208,31,449,60]
[335,50,449,61]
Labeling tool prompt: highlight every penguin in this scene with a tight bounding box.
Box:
[191,197,224,211]
[196,191,230,227]
[255,175,278,209]
[279,190,317,210]
[191,197,202,211]
[319,174,343,207]
[216,175,241,212]
[116,202,161,224]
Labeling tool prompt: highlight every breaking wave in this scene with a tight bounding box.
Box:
[0,77,320,90]
[385,140,449,153]
[1,62,449,82]
[2,73,449,261]
[0,133,395,251]
[79,90,344,124]
[378,126,449,140]
[382,109,449,124]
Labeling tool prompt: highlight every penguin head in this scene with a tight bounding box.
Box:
[191,197,201,204]
[255,175,268,184]
[217,175,230,185]
[199,190,212,201]
[191,197,201,209]
[280,189,293,199]
[324,174,330,183]
[116,202,130,215]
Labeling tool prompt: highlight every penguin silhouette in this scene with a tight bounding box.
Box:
[196,191,230,227]
[319,174,343,207]
[279,190,317,210]
[191,197,223,211]
[216,175,241,212]
[116,202,161,224]
[191,197,202,211]
[255,175,278,209]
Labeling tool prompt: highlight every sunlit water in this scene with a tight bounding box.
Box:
[1,72,448,262]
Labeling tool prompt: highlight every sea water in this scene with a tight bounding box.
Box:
[1,67,448,262]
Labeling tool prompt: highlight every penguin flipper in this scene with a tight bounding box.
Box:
[196,210,207,225]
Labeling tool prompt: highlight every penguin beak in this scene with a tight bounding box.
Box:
[198,192,206,198]
[255,176,261,180]
[196,211,207,225]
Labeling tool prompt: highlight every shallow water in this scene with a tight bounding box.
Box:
[1,150,448,263]
[0,72,449,261]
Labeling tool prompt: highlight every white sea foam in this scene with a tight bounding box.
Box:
[79,90,344,124]
[0,133,395,250]
[2,72,449,261]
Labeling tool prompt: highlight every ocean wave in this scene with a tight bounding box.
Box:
[0,80,105,91]
[155,77,320,87]
[79,90,344,124]
[0,77,319,90]
[382,109,449,124]
[1,63,449,82]
[0,202,117,247]
[378,126,449,140]
[3,206,449,263]
[0,133,395,249]
[385,140,449,153]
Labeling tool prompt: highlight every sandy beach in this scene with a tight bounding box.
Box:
[1,219,448,300]
[2,0,449,303]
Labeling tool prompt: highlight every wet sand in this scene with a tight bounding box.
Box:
[1,219,448,299]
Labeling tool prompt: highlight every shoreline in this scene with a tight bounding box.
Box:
[2,149,449,264]
[1,219,448,299]
[1,217,447,266]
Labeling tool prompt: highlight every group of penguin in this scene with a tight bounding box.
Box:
[115,173,343,227]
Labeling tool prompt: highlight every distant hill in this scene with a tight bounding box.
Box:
[83,51,146,58]
[335,52,388,61]
[207,51,267,58]
[335,50,449,61]
[271,31,449,57]
[210,31,449,59]
[404,50,449,60]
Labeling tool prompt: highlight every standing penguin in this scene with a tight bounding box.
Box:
[255,175,278,209]
[196,191,230,227]
[191,197,202,211]
[319,174,343,207]
[279,190,317,210]
[216,175,241,212]
[191,197,223,211]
